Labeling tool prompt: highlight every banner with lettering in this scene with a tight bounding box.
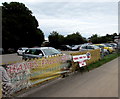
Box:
[0,54,71,97]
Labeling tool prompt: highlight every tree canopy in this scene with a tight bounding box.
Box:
[65,32,86,45]
[89,33,118,44]
[2,2,44,51]
[48,31,64,49]
[48,31,87,48]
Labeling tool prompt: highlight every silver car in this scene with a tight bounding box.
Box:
[79,44,100,51]
[22,47,63,60]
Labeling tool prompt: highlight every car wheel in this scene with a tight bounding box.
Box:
[107,50,110,54]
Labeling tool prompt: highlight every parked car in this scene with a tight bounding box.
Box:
[17,47,28,55]
[59,45,71,51]
[118,41,120,51]
[22,47,64,60]
[7,48,15,54]
[79,44,100,51]
[109,43,117,49]
[22,47,72,71]
[94,44,109,56]
[71,45,81,51]
[95,44,114,53]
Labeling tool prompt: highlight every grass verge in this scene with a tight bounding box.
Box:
[87,52,120,70]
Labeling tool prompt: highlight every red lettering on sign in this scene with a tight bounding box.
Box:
[33,61,38,68]
[28,62,32,69]
[74,57,78,60]
[7,65,12,73]
[79,57,83,59]
[87,56,90,58]
[82,63,84,65]
[12,64,17,73]
[24,63,28,70]
[83,56,86,58]
[17,64,23,72]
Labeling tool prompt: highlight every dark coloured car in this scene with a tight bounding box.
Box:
[59,45,72,51]
[7,48,15,54]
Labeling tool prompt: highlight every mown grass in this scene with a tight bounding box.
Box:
[87,52,120,70]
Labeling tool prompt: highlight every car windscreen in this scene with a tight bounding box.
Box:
[25,49,36,54]
[25,49,43,55]
[42,48,62,56]
[105,44,112,47]
[22,48,28,50]
[97,45,104,48]
[101,44,106,47]
[93,45,100,49]
[87,46,94,49]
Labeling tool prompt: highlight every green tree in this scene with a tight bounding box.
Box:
[89,34,101,44]
[89,33,118,44]
[48,31,64,48]
[2,2,44,51]
[65,32,84,45]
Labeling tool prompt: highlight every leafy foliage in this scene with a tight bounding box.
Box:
[48,31,87,48]
[2,2,44,51]
[65,32,85,45]
[89,33,118,44]
[48,31,64,48]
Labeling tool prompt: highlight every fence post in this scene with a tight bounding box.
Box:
[0,69,2,99]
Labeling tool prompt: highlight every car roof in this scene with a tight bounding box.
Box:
[95,44,103,45]
[28,47,54,50]
[95,44,106,46]
[22,47,28,49]
[19,47,28,48]
[81,44,95,46]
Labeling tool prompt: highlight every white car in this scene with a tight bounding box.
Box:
[71,45,81,51]
[17,47,28,55]
[110,43,117,49]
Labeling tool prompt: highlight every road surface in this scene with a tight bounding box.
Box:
[0,53,22,65]
[19,57,118,97]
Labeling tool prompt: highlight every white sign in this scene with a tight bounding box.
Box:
[78,61,86,67]
[73,52,91,67]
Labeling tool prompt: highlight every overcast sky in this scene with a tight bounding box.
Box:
[0,0,119,40]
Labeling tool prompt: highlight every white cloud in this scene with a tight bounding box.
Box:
[24,0,119,2]
[38,17,117,39]
[0,0,119,5]
[0,1,118,39]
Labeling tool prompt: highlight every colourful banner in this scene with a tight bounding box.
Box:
[0,54,71,97]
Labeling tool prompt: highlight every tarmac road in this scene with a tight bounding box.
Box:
[19,57,118,97]
[0,53,22,65]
